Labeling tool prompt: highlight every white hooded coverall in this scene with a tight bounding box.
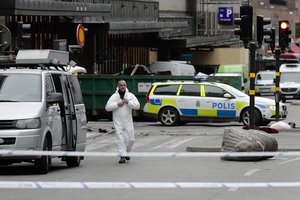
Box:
[105,88,140,156]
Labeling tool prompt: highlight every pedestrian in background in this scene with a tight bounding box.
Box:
[105,80,140,164]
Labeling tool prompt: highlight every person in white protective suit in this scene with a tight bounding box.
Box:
[105,80,140,164]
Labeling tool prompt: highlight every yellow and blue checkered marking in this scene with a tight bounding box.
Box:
[150,99,162,106]
[149,98,237,117]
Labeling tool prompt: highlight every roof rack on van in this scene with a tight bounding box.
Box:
[0,62,67,71]
[0,49,75,72]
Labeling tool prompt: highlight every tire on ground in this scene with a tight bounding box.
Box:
[66,156,81,167]
[34,137,51,174]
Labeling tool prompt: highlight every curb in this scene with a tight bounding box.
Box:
[186,146,300,152]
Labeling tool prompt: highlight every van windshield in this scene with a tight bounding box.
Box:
[0,74,41,102]
[257,73,275,80]
[281,72,300,83]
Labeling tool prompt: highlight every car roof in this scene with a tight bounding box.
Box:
[257,70,275,74]
[152,81,223,86]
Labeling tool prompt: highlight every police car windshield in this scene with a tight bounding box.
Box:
[0,74,41,102]
[220,83,247,97]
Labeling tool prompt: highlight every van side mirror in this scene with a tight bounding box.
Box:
[243,78,247,83]
[47,92,64,104]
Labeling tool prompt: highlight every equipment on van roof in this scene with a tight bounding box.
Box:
[1,49,86,74]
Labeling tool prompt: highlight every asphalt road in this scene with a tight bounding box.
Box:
[1,97,300,200]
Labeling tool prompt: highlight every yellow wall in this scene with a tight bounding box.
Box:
[149,50,158,64]
[190,48,249,66]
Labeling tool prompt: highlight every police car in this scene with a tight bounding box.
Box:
[143,81,287,126]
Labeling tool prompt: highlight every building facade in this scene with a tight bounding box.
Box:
[0,0,298,74]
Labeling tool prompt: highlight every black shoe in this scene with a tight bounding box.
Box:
[125,156,130,161]
[119,157,126,164]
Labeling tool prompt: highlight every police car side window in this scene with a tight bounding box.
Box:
[179,84,200,96]
[153,85,179,95]
[204,85,226,98]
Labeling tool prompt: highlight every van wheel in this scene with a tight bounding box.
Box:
[159,107,179,126]
[35,137,51,174]
[241,108,261,127]
[66,156,81,167]
[260,120,271,126]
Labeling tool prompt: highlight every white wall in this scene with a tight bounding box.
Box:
[157,0,187,11]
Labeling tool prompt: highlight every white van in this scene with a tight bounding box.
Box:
[149,61,195,76]
[255,70,275,95]
[0,50,87,174]
[280,64,300,102]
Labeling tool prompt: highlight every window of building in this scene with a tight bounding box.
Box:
[270,0,286,6]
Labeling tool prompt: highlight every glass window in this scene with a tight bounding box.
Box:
[204,85,226,98]
[179,84,200,96]
[0,73,41,102]
[68,75,83,104]
[153,85,179,95]
[45,75,55,98]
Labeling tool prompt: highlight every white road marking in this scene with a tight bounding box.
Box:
[150,137,194,150]
[86,137,115,151]
[244,169,262,176]
[279,157,300,165]
[133,136,172,150]
[228,187,239,191]
[168,137,196,148]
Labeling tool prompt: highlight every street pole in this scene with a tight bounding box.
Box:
[249,42,256,129]
[274,49,281,121]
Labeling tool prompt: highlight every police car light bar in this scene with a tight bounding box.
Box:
[194,75,208,82]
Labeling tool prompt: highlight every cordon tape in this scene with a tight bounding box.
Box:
[0,150,299,157]
[1,181,300,189]
[1,150,300,189]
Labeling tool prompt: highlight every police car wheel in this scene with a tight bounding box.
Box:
[241,108,261,126]
[159,107,179,126]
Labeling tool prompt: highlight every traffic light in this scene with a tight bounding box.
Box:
[279,20,291,52]
[264,28,275,53]
[234,5,253,47]
[17,21,31,49]
[256,16,271,47]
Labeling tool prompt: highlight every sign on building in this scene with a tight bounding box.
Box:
[218,7,233,25]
